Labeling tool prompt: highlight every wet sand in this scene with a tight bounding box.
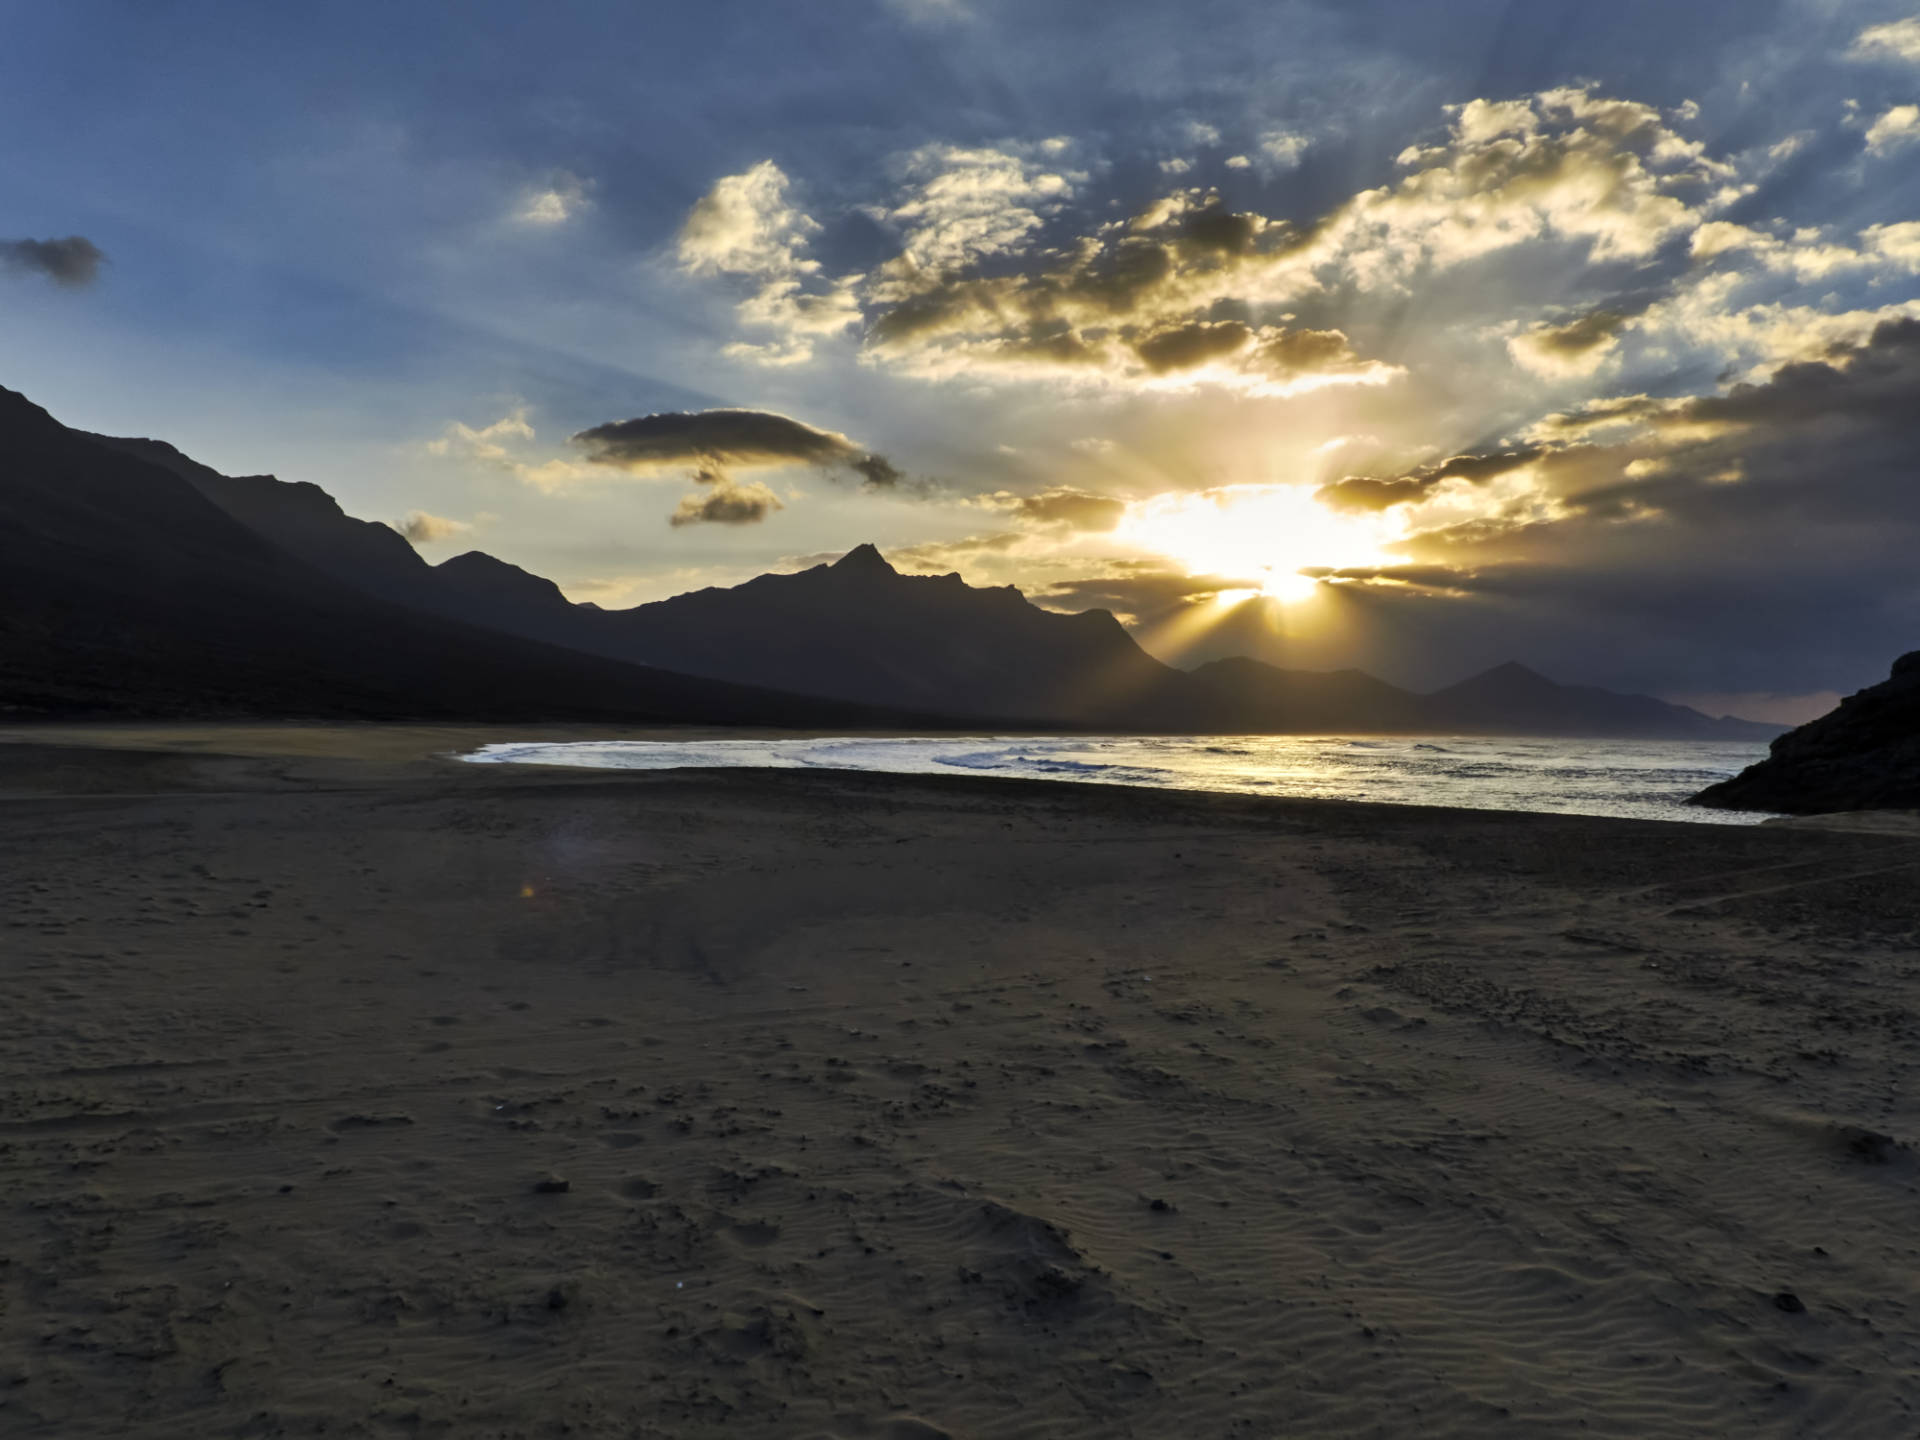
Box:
[3,725,1920,1438]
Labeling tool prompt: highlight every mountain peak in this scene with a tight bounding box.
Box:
[832,542,895,576]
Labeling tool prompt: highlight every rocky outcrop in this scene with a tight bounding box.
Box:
[1691,652,1920,813]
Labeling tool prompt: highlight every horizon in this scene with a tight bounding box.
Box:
[6,3,1920,724]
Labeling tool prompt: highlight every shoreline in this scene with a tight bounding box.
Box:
[1,720,1783,830]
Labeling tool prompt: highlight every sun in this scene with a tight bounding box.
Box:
[1114,483,1399,602]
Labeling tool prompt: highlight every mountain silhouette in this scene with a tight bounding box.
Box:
[12,385,1785,738]
[1422,661,1762,739]
[1692,651,1919,812]
[0,386,926,725]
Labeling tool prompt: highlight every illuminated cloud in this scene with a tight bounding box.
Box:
[1865,105,1920,155]
[1864,221,1920,270]
[681,86,1734,393]
[1257,130,1309,168]
[1333,87,1733,275]
[426,408,536,464]
[515,172,593,225]
[678,161,859,365]
[398,510,471,543]
[1339,321,1920,561]
[1851,18,1920,65]
[1,235,105,287]
[1631,266,1920,376]
[1506,309,1628,377]
[424,408,596,492]
[973,486,1127,532]
[877,142,1078,271]
[1318,448,1555,512]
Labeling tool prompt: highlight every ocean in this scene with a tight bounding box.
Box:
[461,734,1779,826]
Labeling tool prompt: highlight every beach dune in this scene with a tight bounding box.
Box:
[3,726,1919,1438]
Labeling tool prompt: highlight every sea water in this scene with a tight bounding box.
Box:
[461,734,1778,826]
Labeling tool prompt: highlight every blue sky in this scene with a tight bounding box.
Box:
[4,0,1919,716]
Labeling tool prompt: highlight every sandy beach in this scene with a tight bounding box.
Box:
[4,726,1920,1439]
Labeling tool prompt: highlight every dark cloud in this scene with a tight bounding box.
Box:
[850,453,904,488]
[1317,447,1550,511]
[1677,318,1920,428]
[1349,319,1920,690]
[1508,308,1629,376]
[668,477,783,527]
[1,236,105,287]
[1249,328,1364,377]
[1175,202,1262,255]
[1134,320,1255,373]
[572,407,904,524]
[573,409,862,470]
[1531,309,1627,356]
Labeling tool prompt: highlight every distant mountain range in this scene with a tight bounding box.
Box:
[2,383,1782,739]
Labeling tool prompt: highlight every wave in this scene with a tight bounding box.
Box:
[461,736,1778,826]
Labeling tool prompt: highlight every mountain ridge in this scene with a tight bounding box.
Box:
[1,386,939,726]
[9,384,1786,738]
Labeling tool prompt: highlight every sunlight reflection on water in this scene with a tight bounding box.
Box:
[461,735,1777,826]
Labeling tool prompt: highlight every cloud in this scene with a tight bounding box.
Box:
[1257,130,1309,168]
[677,161,859,365]
[1318,447,1553,511]
[1851,18,1920,65]
[1687,220,1870,282]
[974,486,1127,532]
[423,408,601,492]
[679,86,1734,393]
[398,510,471,543]
[573,408,865,472]
[849,453,904,488]
[1036,565,1263,622]
[668,476,784,527]
[886,531,1028,570]
[1865,104,1920,155]
[426,408,536,464]
[1864,221,1920,270]
[1,235,105,287]
[1323,323,1920,633]
[1507,309,1628,377]
[571,408,902,523]
[515,172,593,225]
[875,141,1079,272]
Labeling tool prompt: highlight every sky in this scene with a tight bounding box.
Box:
[3,0,1919,720]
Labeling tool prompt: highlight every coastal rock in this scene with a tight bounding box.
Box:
[1692,651,1920,813]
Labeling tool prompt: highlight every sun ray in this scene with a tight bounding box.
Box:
[1114,484,1400,603]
